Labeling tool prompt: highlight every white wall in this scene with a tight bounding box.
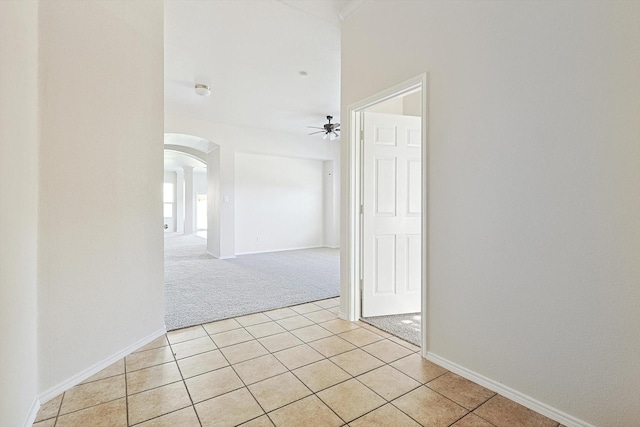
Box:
[236,153,324,254]
[38,0,165,394]
[0,2,39,425]
[342,1,640,426]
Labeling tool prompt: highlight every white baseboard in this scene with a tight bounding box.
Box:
[236,245,325,256]
[38,327,167,404]
[22,396,40,427]
[426,352,594,427]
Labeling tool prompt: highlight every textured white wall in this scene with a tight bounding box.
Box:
[235,153,324,254]
[37,0,165,393]
[342,1,640,426]
[0,2,39,425]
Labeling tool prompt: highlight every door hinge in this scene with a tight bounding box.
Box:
[359,204,363,215]
[360,129,364,142]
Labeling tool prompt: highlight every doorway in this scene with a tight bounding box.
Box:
[344,74,428,353]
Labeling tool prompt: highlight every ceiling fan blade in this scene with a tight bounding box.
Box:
[307,126,325,129]
[334,123,340,128]
[308,130,325,135]
[332,131,339,137]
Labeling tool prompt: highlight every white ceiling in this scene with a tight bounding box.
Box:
[164,0,351,137]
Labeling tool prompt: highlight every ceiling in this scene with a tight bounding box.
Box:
[164,0,355,137]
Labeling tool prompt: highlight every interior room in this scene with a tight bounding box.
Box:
[1,1,638,427]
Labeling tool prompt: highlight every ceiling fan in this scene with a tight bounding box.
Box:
[308,115,340,140]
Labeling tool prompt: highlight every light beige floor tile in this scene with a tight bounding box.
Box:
[361,339,413,363]
[233,354,288,384]
[32,419,55,427]
[177,349,229,378]
[258,331,304,353]
[309,336,356,357]
[268,395,343,427]
[389,353,448,383]
[473,395,557,427]
[136,406,201,427]
[246,321,287,338]
[304,309,338,323]
[329,349,384,376]
[277,315,315,330]
[451,413,496,427]
[273,344,325,370]
[127,381,191,425]
[349,403,420,427]
[338,328,383,347]
[356,322,393,339]
[357,365,421,401]
[314,298,340,309]
[388,335,421,352]
[427,372,495,410]
[56,398,126,427]
[195,387,264,427]
[185,366,244,403]
[290,324,333,342]
[248,372,312,412]
[264,307,299,321]
[126,346,175,372]
[392,386,468,427]
[327,306,339,314]
[126,362,182,395]
[292,359,351,392]
[220,339,269,364]
[203,318,242,335]
[167,325,207,344]
[320,319,360,334]
[134,336,169,353]
[80,360,125,385]
[291,302,323,314]
[59,375,125,415]
[317,378,385,423]
[239,415,275,426]
[211,328,254,348]
[170,335,216,359]
[237,312,272,326]
[34,394,63,422]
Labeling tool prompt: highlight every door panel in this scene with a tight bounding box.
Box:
[363,112,422,317]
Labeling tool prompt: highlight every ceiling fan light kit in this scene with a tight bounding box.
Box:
[308,115,340,140]
[194,83,211,96]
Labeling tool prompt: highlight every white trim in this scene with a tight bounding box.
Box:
[234,245,329,256]
[38,327,166,404]
[22,396,40,427]
[344,73,429,356]
[426,352,595,427]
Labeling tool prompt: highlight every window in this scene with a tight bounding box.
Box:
[163,182,174,218]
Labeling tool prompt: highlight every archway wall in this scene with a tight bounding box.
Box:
[165,114,341,258]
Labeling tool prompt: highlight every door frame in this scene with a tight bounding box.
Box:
[343,73,429,356]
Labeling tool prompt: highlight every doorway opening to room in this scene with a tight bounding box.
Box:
[345,74,427,351]
[163,133,341,331]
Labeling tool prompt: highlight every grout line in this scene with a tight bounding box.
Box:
[168,335,204,427]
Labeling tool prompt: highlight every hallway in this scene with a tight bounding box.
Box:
[32,299,562,427]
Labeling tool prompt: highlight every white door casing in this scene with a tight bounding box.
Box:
[362,112,422,317]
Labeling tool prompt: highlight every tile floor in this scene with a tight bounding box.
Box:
[33,298,564,427]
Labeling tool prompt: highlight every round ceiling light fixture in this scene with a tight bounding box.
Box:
[194,83,211,97]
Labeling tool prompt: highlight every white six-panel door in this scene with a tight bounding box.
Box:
[362,112,422,317]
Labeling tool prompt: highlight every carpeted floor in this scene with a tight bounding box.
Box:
[164,233,340,330]
[361,313,421,346]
